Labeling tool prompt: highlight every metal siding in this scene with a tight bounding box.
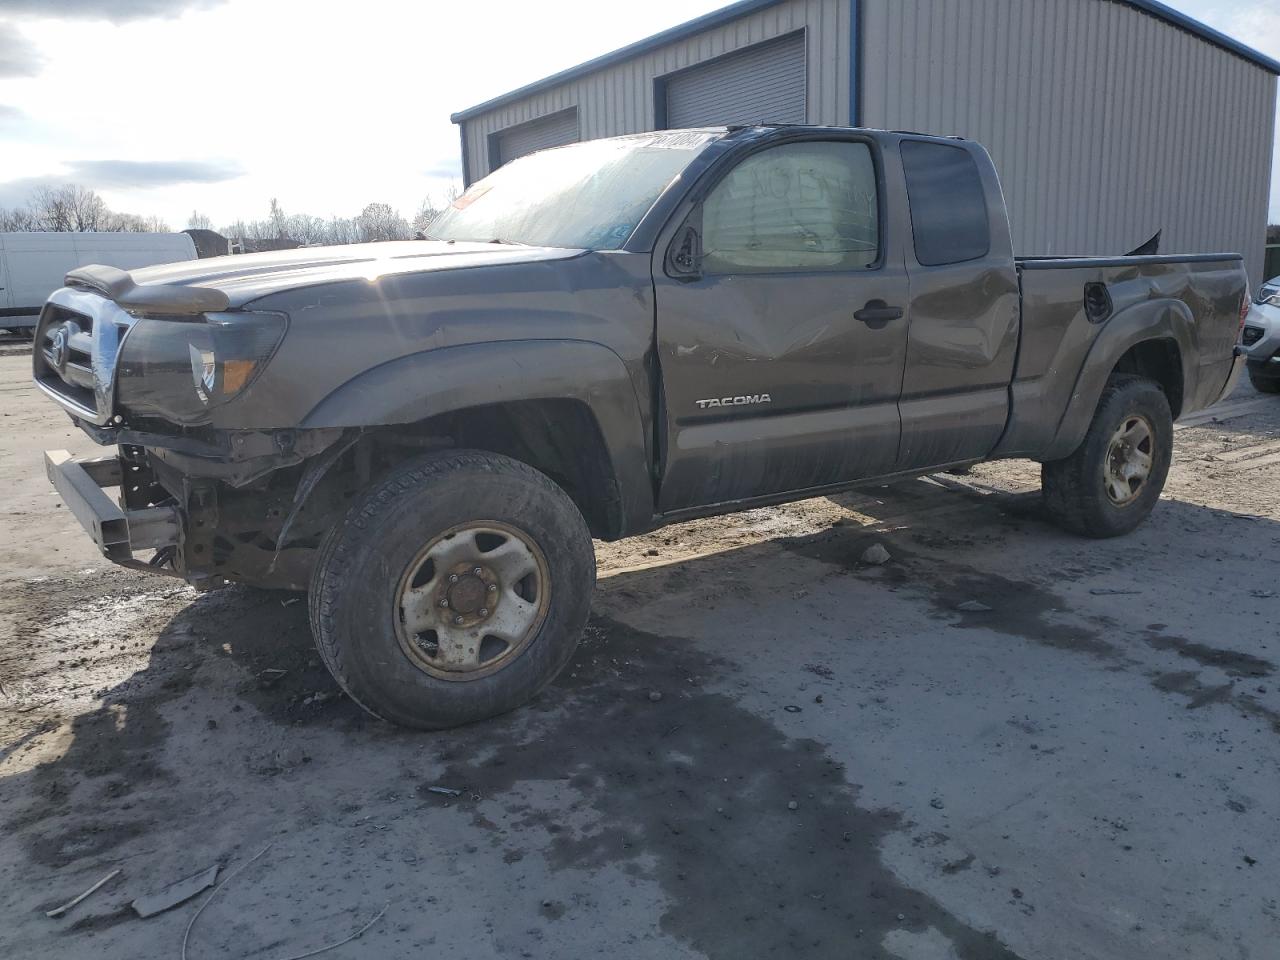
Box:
[494,108,580,166]
[458,0,850,183]
[859,0,1276,284]
[665,31,806,127]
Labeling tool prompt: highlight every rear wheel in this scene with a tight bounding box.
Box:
[1041,375,1172,538]
[1247,368,1280,394]
[309,450,595,729]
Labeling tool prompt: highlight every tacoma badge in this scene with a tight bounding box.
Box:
[695,394,772,409]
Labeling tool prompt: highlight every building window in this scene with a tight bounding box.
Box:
[899,141,991,266]
[701,141,879,275]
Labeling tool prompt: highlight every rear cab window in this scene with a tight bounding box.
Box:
[899,140,990,266]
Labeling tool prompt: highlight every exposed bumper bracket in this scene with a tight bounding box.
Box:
[45,449,181,563]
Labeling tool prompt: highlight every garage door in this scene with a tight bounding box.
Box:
[665,32,806,128]
[493,108,580,168]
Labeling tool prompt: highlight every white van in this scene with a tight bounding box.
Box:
[0,232,198,331]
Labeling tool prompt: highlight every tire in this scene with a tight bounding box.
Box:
[1247,368,1280,394]
[309,450,596,729]
[1041,375,1173,538]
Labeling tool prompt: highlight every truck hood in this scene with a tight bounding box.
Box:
[126,240,587,308]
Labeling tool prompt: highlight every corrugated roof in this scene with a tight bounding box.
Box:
[450,0,1280,124]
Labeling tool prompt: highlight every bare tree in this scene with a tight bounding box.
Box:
[0,184,168,233]
[0,206,38,231]
[188,210,213,230]
[413,198,443,235]
[284,213,330,245]
[325,216,358,245]
[267,198,288,239]
[29,184,109,231]
[355,202,410,243]
[219,198,423,247]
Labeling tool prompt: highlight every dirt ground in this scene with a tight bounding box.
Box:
[1,347,1278,960]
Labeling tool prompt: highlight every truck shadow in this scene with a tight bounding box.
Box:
[4,476,1278,958]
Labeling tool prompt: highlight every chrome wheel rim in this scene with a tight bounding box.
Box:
[1103,415,1154,506]
[394,521,550,681]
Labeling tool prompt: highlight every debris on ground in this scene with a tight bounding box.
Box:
[426,786,462,797]
[45,867,121,918]
[956,600,993,612]
[783,705,802,713]
[131,863,219,918]
[861,543,891,565]
[257,668,288,689]
[280,597,302,608]
[787,800,799,811]
[1089,587,1140,596]
[180,843,388,960]
[647,690,663,703]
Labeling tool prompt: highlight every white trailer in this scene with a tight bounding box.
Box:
[0,232,198,331]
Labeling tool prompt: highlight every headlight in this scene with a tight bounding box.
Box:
[116,311,287,424]
[1258,284,1280,307]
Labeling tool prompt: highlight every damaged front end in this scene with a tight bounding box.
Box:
[34,270,350,591]
[45,427,350,591]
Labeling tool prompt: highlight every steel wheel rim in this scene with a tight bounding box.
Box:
[394,521,550,682]
[1103,414,1155,506]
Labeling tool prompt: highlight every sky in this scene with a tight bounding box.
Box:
[0,0,1276,231]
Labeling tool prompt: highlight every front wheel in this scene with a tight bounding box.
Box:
[309,450,596,729]
[1041,375,1173,538]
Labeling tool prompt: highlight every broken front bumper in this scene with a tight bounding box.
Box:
[44,450,181,568]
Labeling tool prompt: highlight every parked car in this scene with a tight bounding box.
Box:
[32,126,1248,728]
[1241,276,1280,393]
[0,231,197,332]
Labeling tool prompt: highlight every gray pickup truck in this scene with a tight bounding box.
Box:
[33,126,1247,728]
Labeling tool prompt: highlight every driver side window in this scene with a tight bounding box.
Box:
[701,141,880,275]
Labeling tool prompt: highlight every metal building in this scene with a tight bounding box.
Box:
[451,0,1278,282]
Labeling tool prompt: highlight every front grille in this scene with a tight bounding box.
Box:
[37,307,97,412]
[1242,325,1265,347]
[32,288,135,425]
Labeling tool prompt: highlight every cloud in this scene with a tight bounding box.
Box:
[0,159,244,208]
[0,22,43,77]
[65,159,245,188]
[0,0,226,22]
[0,175,62,209]
[0,103,31,139]
[423,157,463,179]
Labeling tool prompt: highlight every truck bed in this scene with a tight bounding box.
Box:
[997,253,1246,459]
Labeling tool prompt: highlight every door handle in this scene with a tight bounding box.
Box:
[854,300,904,325]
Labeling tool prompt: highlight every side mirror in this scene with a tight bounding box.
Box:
[666,223,703,280]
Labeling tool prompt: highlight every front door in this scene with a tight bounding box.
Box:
[654,137,909,512]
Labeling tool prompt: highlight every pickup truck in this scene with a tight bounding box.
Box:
[33,125,1248,729]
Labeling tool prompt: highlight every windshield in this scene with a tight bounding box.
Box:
[427,131,721,250]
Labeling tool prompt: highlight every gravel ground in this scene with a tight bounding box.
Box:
[1,350,1278,960]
